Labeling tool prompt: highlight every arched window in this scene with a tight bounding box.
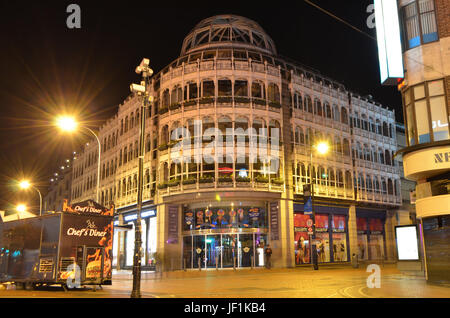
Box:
[171,85,183,103]
[124,116,129,132]
[333,104,340,121]
[235,117,248,132]
[385,149,391,165]
[369,117,375,133]
[267,83,280,102]
[251,81,265,99]
[218,116,232,134]
[161,125,169,144]
[341,107,348,124]
[366,175,373,191]
[383,122,389,137]
[345,171,352,190]
[314,98,323,116]
[187,82,198,100]
[202,80,215,97]
[268,119,280,138]
[123,147,127,164]
[325,102,332,118]
[234,80,248,97]
[162,89,170,107]
[376,119,382,135]
[202,117,215,135]
[252,118,265,135]
[343,139,350,156]
[218,79,232,96]
[388,179,394,195]
[305,95,313,113]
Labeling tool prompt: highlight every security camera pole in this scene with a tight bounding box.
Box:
[130,58,153,298]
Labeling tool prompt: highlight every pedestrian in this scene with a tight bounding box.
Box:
[264,244,273,269]
[154,252,163,279]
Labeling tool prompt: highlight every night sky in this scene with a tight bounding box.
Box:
[0,0,402,212]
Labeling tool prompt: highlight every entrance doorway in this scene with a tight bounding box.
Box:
[183,233,267,269]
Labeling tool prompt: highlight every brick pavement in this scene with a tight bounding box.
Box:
[0,265,448,298]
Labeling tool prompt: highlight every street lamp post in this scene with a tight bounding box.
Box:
[19,180,42,216]
[130,58,153,299]
[308,141,329,271]
[56,117,102,203]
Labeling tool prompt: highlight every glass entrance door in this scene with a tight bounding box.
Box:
[193,235,205,269]
[222,234,237,268]
[206,235,221,268]
[239,234,253,267]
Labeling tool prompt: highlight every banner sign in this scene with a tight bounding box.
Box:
[63,199,114,216]
[303,184,312,215]
[168,205,179,244]
[269,202,279,241]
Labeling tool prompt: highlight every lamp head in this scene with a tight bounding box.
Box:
[19,180,31,190]
[56,116,78,132]
[16,204,27,213]
[316,142,329,155]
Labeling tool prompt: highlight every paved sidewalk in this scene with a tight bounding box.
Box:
[0,265,449,298]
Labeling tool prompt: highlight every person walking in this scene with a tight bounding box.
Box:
[264,244,273,269]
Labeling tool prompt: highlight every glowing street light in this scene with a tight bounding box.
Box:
[19,180,31,189]
[316,141,330,155]
[16,204,27,213]
[56,115,78,132]
[56,116,101,203]
[18,180,42,216]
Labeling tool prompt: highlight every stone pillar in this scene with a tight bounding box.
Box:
[278,198,295,268]
[158,203,183,271]
[384,211,396,261]
[348,204,358,261]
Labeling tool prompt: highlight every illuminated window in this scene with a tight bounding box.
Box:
[401,0,438,50]
[403,79,449,146]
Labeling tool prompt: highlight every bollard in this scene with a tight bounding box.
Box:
[352,253,359,268]
[198,258,201,271]
[216,257,219,270]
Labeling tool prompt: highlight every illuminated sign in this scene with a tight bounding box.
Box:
[395,225,419,261]
[374,0,404,85]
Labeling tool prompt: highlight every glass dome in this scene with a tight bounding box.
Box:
[181,15,277,56]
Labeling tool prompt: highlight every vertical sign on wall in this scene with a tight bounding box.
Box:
[270,202,279,241]
[374,0,404,85]
[168,205,179,244]
[303,184,312,215]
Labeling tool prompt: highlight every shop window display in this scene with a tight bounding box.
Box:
[294,213,311,264]
[357,217,369,260]
[332,214,347,262]
[315,214,330,263]
[369,219,385,260]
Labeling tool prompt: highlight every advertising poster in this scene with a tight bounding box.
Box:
[60,213,113,282]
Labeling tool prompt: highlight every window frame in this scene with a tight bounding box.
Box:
[400,0,439,51]
[402,78,449,146]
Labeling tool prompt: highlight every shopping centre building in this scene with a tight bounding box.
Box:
[67,15,406,270]
[396,0,449,283]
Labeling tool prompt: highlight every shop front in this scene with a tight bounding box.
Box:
[112,206,158,270]
[293,204,349,265]
[182,200,268,269]
[356,209,386,261]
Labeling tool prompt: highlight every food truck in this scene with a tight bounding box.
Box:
[0,200,114,289]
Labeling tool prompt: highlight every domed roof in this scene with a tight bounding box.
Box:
[181,15,277,56]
